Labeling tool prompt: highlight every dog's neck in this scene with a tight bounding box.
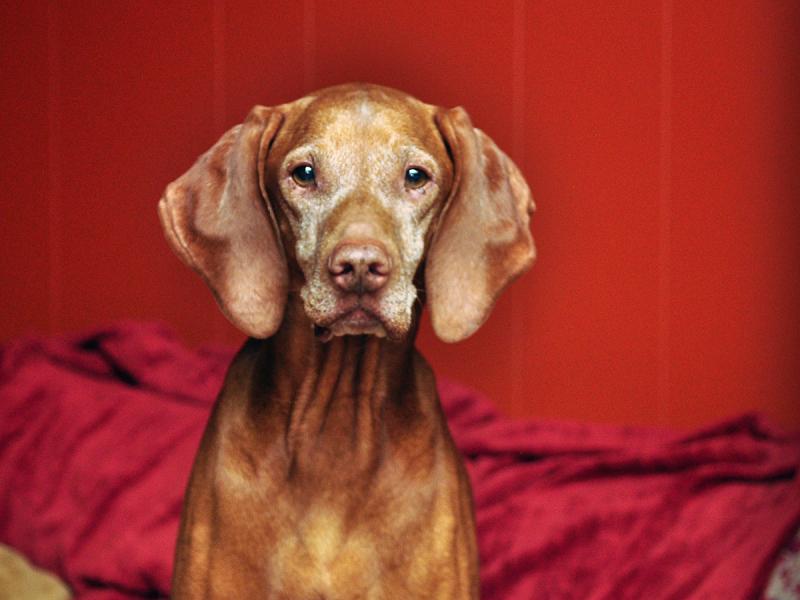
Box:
[254,294,423,481]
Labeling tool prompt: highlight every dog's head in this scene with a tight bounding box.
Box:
[159,84,535,343]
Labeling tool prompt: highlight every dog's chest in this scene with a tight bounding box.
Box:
[261,493,458,599]
[265,507,383,598]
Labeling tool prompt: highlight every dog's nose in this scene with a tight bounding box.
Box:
[328,242,391,294]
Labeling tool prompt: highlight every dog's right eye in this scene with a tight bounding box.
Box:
[291,164,316,187]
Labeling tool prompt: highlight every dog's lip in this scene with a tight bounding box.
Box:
[341,306,379,324]
[316,299,382,327]
[328,304,385,330]
[312,302,390,341]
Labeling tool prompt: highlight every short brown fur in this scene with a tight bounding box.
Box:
[159,83,535,599]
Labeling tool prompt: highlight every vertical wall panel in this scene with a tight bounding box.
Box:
[223,1,306,119]
[53,2,217,342]
[0,3,51,337]
[670,2,800,427]
[507,3,663,423]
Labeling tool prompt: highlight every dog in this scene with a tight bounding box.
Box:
[158,83,535,599]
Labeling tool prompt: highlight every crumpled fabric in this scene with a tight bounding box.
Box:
[1,322,798,599]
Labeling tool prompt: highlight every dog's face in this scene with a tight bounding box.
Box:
[265,87,453,340]
[159,84,535,343]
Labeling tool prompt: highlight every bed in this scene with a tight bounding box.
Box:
[1,322,798,599]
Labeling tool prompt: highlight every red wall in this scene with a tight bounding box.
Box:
[2,1,798,429]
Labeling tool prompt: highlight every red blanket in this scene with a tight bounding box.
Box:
[1,322,798,599]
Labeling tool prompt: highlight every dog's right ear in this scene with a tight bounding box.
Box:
[158,106,288,339]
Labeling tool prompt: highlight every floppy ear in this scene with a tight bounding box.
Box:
[158,106,288,338]
[427,107,536,343]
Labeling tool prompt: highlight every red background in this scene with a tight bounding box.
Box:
[2,1,798,429]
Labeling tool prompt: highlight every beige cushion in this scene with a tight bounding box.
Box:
[0,544,71,600]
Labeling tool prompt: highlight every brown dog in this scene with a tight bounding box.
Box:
[158,83,535,599]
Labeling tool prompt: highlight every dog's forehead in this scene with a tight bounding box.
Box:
[282,86,442,154]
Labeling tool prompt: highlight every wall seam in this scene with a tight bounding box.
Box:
[47,1,62,334]
[211,0,227,341]
[212,0,226,132]
[511,0,527,416]
[658,0,673,426]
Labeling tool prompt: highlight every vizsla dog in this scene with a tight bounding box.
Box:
[159,83,535,599]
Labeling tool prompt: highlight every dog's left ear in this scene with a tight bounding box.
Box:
[428,107,536,343]
[158,106,288,338]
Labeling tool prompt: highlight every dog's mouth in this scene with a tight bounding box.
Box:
[312,303,391,342]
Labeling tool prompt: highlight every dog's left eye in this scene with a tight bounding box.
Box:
[405,167,429,189]
[291,164,316,187]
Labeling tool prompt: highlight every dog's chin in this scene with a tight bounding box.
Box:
[330,309,388,338]
[311,306,410,343]
[312,308,385,342]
